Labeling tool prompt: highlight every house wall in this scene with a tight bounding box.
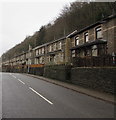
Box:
[70,18,116,57]
[2,15,116,68]
[45,39,66,65]
[102,18,116,54]
[65,38,71,64]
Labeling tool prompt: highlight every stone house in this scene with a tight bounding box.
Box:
[2,14,116,68]
[66,14,116,65]
[45,37,66,65]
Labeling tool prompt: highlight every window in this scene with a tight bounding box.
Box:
[35,58,39,64]
[28,59,31,65]
[54,55,57,63]
[75,36,79,45]
[84,32,89,42]
[53,43,57,51]
[92,45,97,56]
[59,42,62,49]
[60,53,64,62]
[72,50,75,57]
[42,48,44,54]
[84,49,91,56]
[39,49,41,54]
[96,27,102,39]
[49,45,52,52]
[39,57,44,64]
[36,50,38,56]
[59,53,63,62]
[98,44,107,55]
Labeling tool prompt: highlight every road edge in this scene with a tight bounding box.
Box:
[22,73,115,104]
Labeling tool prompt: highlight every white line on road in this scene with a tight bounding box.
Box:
[12,75,16,78]
[18,79,25,85]
[29,87,53,105]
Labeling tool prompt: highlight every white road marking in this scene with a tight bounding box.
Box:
[18,79,25,85]
[12,75,16,78]
[29,87,53,105]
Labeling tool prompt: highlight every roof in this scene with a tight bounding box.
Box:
[70,39,107,50]
[33,43,48,50]
[67,14,116,38]
[47,37,66,45]
[33,37,66,50]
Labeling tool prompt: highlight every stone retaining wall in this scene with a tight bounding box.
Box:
[71,67,115,94]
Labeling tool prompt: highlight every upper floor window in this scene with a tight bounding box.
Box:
[96,27,102,39]
[49,45,52,52]
[75,36,79,45]
[53,43,57,51]
[42,48,44,54]
[39,49,41,54]
[59,42,62,49]
[36,50,38,56]
[84,32,89,42]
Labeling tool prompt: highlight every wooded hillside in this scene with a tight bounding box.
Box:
[2,2,116,61]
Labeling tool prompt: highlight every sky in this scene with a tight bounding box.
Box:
[0,0,114,57]
[0,0,77,56]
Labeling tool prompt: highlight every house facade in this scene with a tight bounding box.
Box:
[2,14,116,69]
[33,37,66,66]
[66,14,116,66]
[45,37,66,65]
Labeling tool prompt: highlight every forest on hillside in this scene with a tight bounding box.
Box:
[2,1,116,61]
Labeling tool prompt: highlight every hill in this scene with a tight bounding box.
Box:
[2,2,116,61]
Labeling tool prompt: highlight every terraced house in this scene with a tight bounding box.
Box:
[67,14,116,66]
[33,43,46,66]
[2,14,116,72]
[45,37,66,65]
[33,37,66,66]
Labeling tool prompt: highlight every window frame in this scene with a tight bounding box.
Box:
[75,36,79,46]
[95,26,102,39]
[59,42,62,50]
[92,45,98,56]
[42,47,44,54]
[84,32,89,43]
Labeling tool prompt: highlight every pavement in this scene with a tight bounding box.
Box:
[2,72,115,118]
[25,73,115,104]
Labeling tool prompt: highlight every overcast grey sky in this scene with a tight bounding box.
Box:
[0,0,77,56]
[0,0,114,57]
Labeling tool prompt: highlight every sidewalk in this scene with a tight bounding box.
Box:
[24,73,115,104]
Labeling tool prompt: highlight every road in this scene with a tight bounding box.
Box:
[1,72,115,118]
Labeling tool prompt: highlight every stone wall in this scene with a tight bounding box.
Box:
[2,64,115,94]
[29,67,44,76]
[43,65,71,82]
[71,67,115,94]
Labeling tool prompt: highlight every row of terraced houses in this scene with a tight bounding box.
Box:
[2,14,116,72]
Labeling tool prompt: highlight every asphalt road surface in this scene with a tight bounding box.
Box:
[1,72,115,118]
